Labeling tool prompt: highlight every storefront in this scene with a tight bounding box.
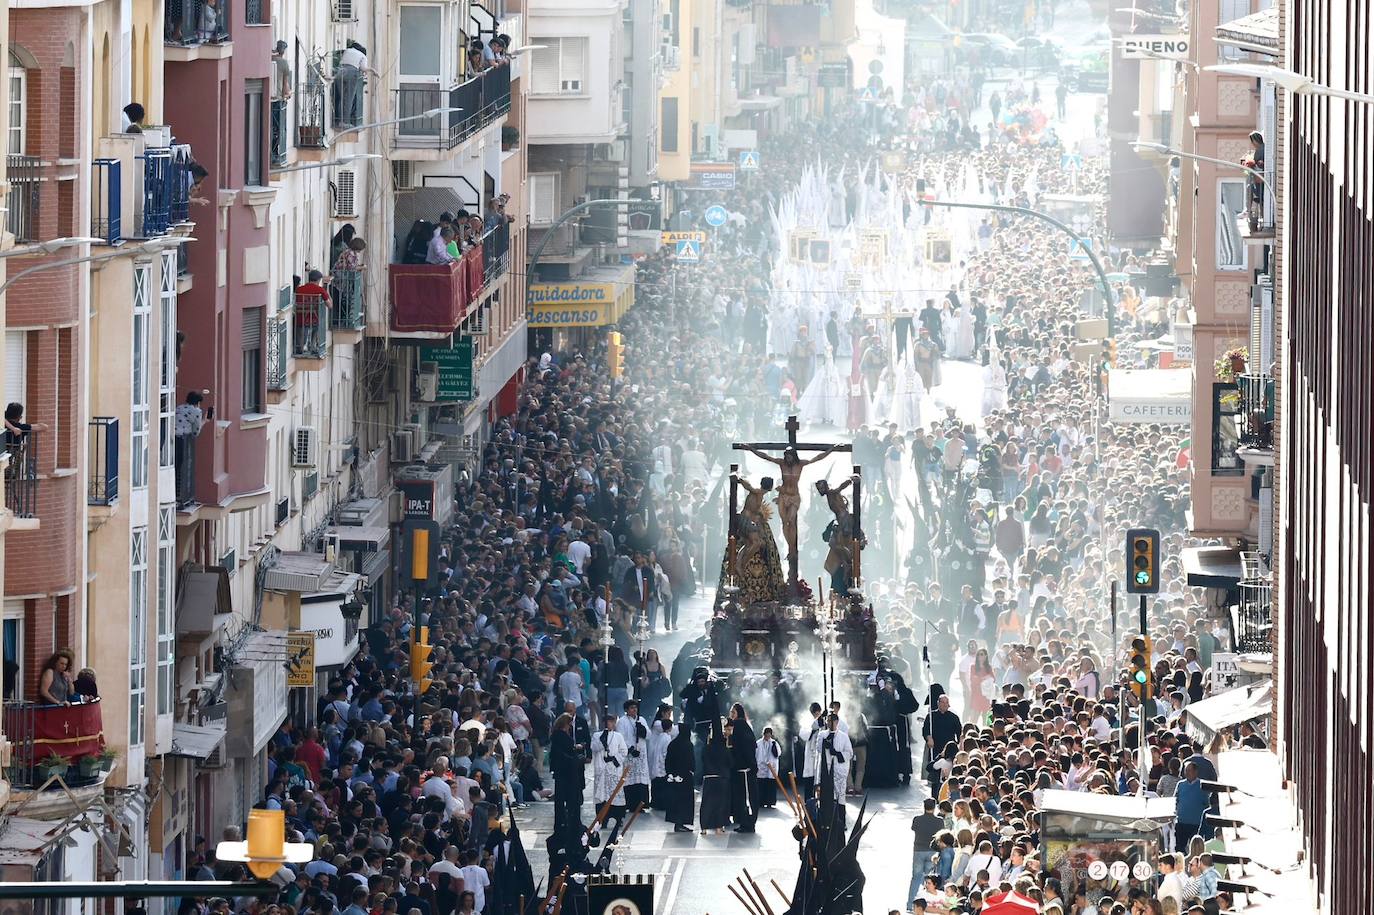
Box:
[526,264,637,354]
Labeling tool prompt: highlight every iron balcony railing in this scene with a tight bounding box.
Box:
[137,146,193,238]
[1237,552,1273,655]
[4,430,39,519]
[175,424,197,507]
[267,304,292,390]
[92,158,123,244]
[481,220,510,283]
[1238,372,1274,450]
[293,293,329,358]
[165,0,231,45]
[88,418,120,506]
[296,72,329,149]
[330,268,365,330]
[6,155,41,243]
[395,65,512,149]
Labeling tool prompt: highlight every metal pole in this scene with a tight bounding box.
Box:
[921,199,1118,336]
[414,591,424,728]
[1138,592,1149,796]
[0,881,278,900]
[526,198,639,286]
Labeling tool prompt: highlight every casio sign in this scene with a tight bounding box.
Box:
[1120,34,1191,60]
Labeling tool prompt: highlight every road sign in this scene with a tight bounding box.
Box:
[286,632,316,687]
[419,337,475,401]
[1068,237,1094,261]
[704,205,729,227]
[661,230,705,246]
[738,150,760,171]
[675,239,702,262]
[858,86,877,102]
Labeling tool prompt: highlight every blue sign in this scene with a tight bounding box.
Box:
[676,239,702,262]
[704,205,729,228]
[1061,153,1084,171]
[858,86,877,102]
[1068,237,1093,260]
[738,150,760,171]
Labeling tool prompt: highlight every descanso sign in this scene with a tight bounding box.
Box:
[526,303,610,327]
[527,282,617,304]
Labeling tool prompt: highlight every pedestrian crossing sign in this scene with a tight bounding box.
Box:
[1068,237,1093,260]
[739,150,760,171]
[858,86,877,102]
[676,238,702,262]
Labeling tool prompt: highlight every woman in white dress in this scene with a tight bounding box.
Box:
[871,363,900,425]
[941,305,962,358]
[797,347,847,426]
[895,359,927,429]
[952,307,976,361]
[981,347,1009,417]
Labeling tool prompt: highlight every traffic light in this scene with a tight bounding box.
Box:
[1125,528,1161,594]
[1129,636,1150,705]
[607,331,625,379]
[411,625,434,695]
[1103,339,1118,367]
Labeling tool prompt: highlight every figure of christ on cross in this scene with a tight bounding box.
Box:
[733,415,852,595]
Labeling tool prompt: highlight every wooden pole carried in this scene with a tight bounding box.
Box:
[771,879,793,908]
[729,883,763,915]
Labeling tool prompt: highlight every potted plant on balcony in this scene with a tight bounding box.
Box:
[37,753,70,783]
[77,752,103,779]
[98,747,118,771]
[1215,346,1248,382]
[501,126,520,150]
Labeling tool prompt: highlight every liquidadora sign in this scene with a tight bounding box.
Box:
[527,281,634,327]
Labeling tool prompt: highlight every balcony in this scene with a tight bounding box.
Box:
[293,294,330,362]
[394,66,512,151]
[330,268,366,331]
[1238,372,1273,454]
[267,303,292,396]
[389,253,478,335]
[164,0,232,48]
[481,220,511,281]
[88,418,120,507]
[175,424,197,508]
[92,158,123,245]
[4,431,40,521]
[296,73,329,150]
[1236,552,1272,656]
[137,145,193,238]
[2,700,108,794]
[5,154,41,243]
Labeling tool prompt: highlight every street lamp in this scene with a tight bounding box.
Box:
[1131,141,1277,216]
[0,236,193,297]
[1205,63,1374,105]
[526,198,641,282]
[332,107,463,144]
[0,236,103,258]
[271,153,383,174]
[217,809,313,879]
[508,45,548,56]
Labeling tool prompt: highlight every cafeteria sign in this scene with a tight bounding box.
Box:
[419,337,474,401]
[527,282,619,327]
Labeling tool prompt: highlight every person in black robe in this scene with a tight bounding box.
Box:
[699,723,732,834]
[726,703,759,833]
[551,713,585,832]
[920,686,961,793]
[664,723,695,832]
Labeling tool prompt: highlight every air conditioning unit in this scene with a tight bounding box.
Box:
[392,160,414,191]
[292,427,319,468]
[593,143,616,161]
[331,0,358,21]
[199,743,229,769]
[332,169,357,217]
[390,430,415,463]
[417,370,439,402]
[404,422,424,447]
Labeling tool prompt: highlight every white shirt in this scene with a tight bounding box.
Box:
[460,863,491,912]
[567,539,591,573]
[428,859,463,882]
[339,46,368,70]
[421,774,461,820]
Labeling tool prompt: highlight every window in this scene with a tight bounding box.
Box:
[530,38,588,95]
[693,27,701,58]
[661,97,679,152]
[667,0,681,46]
[1212,382,1243,475]
[130,526,148,747]
[5,330,26,407]
[132,265,152,489]
[1218,0,1250,61]
[529,173,560,225]
[156,506,174,716]
[1216,178,1247,270]
[243,307,264,414]
[245,79,265,185]
[8,63,25,156]
[159,254,176,468]
[399,5,443,78]
[2,603,23,701]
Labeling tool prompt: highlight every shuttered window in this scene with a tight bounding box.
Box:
[4,330,26,408]
[529,173,559,225]
[242,307,263,414]
[530,38,587,95]
[661,97,679,153]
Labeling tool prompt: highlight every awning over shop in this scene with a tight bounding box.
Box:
[168,721,228,760]
[0,817,71,868]
[327,525,391,552]
[1182,545,1243,587]
[263,551,334,593]
[1107,368,1191,424]
[1040,789,1176,822]
[176,567,232,637]
[1215,6,1278,54]
[1183,681,1272,746]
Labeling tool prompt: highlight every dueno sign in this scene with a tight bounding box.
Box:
[419,337,474,401]
[662,230,706,246]
[1119,34,1191,60]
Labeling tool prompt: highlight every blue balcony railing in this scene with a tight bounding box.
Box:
[92,159,123,245]
[137,145,192,238]
[4,430,40,519]
[88,417,120,506]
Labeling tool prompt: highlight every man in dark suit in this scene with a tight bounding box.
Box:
[551,708,586,832]
[621,551,659,630]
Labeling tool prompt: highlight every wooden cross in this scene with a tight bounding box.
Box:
[731,415,855,454]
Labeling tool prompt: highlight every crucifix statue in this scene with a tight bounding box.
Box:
[733,415,851,596]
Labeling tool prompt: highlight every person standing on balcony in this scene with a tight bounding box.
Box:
[295,270,331,351]
[121,102,146,133]
[427,227,458,265]
[37,649,75,706]
[3,402,46,452]
[174,392,211,507]
[271,41,292,165]
[335,41,373,128]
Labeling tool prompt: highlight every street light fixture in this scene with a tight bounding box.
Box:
[332,107,463,144]
[1205,63,1374,105]
[1131,141,1277,215]
[270,153,384,174]
[508,45,547,56]
[0,236,194,297]
[0,236,104,258]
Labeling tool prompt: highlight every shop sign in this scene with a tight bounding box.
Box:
[661,230,706,245]
[419,337,474,401]
[286,632,316,687]
[689,163,737,190]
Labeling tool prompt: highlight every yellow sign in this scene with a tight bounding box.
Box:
[286,632,315,687]
[527,281,635,327]
[661,230,706,246]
